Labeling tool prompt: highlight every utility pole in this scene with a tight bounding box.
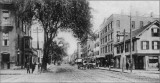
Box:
[122,29,126,72]
[130,5,133,73]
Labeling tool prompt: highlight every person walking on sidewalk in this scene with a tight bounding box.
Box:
[26,62,30,74]
[31,62,36,73]
[126,61,129,70]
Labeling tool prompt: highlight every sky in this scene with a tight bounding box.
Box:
[32,1,159,55]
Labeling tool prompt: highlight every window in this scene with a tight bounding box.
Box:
[117,46,120,54]
[132,21,135,29]
[111,32,113,40]
[111,44,112,52]
[101,39,102,44]
[108,34,110,41]
[117,20,120,27]
[105,36,107,42]
[141,41,149,50]
[132,42,135,51]
[111,21,113,29]
[151,28,160,37]
[140,21,143,28]
[105,26,107,32]
[2,33,9,46]
[108,24,110,31]
[108,45,110,52]
[152,41,160,50]
[105,45,107,53]
[2,10,10,25]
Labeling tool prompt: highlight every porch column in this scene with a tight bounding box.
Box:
[116,57,119,68]
[144,56,149,70]
[120,55,123,69]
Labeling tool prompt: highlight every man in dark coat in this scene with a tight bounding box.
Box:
[26,62,30,74]
[32,62,36,73]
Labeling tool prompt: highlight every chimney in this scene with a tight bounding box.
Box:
[150,12,154,17]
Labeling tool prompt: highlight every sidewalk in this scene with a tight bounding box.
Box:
[98,67,160,79]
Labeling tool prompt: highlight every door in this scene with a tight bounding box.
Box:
[1,53,10,69]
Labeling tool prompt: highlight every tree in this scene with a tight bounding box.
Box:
[34,0,92,70]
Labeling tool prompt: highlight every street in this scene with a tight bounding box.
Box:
[1,64,160,83]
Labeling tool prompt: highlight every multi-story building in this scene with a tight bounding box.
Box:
[93,31,100,58]
[100,14,159,67]
[81,34,95,61]
[0,1,34,69]
[114,20,160,70]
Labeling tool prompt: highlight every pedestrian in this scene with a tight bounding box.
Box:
[26,62,30,74]
[31,62,36,73]
[126,61,129,70]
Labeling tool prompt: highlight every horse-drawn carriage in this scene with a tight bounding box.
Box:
[75,58,96,69]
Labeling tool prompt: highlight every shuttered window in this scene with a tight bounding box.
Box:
[141,41,149,50]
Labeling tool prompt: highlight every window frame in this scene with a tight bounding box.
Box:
[141,41,149,50]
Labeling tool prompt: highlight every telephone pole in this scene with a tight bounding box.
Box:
[130,5,133,73]
[122,29,126,72]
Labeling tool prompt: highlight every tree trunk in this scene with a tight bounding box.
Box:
[42,48,48,70]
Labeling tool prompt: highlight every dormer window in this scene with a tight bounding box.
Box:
[151,27,160,37]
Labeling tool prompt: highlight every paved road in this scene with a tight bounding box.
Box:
[1,64,160,82]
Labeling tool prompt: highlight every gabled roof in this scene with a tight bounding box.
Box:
[126,20,159,40]
[132,20,159,38]
[115,20,160,45]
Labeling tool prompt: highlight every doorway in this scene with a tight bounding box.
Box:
[1,53,10,69]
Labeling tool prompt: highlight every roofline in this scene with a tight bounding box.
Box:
[135,20,160,38]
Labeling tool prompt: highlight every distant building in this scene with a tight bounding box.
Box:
[114,20,160,70]
[100,14,159,67]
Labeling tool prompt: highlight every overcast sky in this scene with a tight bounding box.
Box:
[32,0,159,55]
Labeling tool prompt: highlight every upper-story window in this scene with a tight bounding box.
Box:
[116,20,120,27]
[2,10,10,25]
[108,24,110,31]
[140,21,143,28]
[151,28,160,37]
[111,32,113,40]
[105,45,107,53]
[105,36,107,42]
[132,21,135,29]
[2,33,9,46]
[105,26,107,32]
[108,34,110,41]
[152,41,160,50]
[117,46,120,54]
[111,21,113,29]
[141,41,149,50]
